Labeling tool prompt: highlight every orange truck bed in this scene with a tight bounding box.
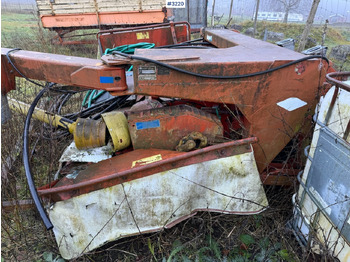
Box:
[36,0,167,29]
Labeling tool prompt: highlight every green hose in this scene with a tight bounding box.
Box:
[104,42,155,55]
[82,90,106,108]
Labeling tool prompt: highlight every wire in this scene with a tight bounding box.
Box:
[155,42,212,49]
[6,49,47,88]
[23,87,53,230]
[157,46,213,49]
[112,51,330,80]
[91,95,130,120]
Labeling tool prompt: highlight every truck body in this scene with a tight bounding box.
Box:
[36,0,167,29]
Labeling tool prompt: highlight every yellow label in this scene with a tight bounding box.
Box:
[132,154,162,168]
[136,32,149,40]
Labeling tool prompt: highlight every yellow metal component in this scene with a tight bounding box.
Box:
[8,98,76,133]
[8,98,106,150]
[74,118,106,150]
[102,111,131,151]
[131,154,162,168]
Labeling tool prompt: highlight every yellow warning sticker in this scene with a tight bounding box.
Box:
[132,154,162,168]
[136,32,150,40]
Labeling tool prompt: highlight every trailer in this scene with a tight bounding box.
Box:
[36,0,207,44]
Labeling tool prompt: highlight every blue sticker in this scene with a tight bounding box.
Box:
[136,120,160,130]
[100,76,114,84]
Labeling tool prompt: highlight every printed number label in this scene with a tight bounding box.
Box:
[166,0,186,8]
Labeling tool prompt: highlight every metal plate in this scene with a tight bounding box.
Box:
[306,127,350,241]
[49,150,268,259]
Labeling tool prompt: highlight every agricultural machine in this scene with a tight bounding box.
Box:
[2,22,348,259]
[35,0,207,44]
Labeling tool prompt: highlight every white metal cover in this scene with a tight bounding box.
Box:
[49,150,268,259]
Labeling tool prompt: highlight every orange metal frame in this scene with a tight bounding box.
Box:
[98,22,191,53]
[41,10,167,29]
[1,28,333,195]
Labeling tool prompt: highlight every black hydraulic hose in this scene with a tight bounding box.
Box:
[6,49,47,88]
[158,46,213,49]
[155,42,211,49]
[92,95,130,120]
[112,51,330,80]
[23,87,53,230]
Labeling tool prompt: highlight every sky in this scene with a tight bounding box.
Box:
[208,0,350,22]
[2,0,350,22]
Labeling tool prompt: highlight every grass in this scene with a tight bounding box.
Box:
[1,7,348,262]
[1,11,98,58]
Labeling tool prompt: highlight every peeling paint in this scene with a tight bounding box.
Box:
[49,150,268,260]
[59,142,113,163]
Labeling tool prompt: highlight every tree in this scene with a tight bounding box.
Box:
[277,0,301,23]
[297,0,320,52]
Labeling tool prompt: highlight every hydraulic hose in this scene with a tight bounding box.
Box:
[23,87,53,230]
[112,51,330,80]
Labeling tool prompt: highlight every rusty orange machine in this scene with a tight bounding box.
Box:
[36,0,169,44]
[1,25,334,259]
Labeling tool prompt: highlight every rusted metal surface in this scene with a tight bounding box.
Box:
[37,0,168,45]
[1,48,127,92]
[120,29,329,172]
[74,118,107,149]
[48,146,268,260]
[1,55,16,94]
[98,22,190,54]
[40,10,167,29]
[127,104,223,150]
[3,28,338,258]
[326,71,350,92]
[38,137,258,201]
[2,28,331,174]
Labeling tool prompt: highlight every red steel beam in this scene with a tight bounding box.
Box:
[40,10,167,29]
[1,48,128,94]
[38,137,258,201]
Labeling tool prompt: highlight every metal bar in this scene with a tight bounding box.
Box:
[323,71,350,139]
[326,71,350,92]
[38,137,258,197]
[324,86,339,125]
[8,98,75,132]
[170,21,178,44]
[97,21,190,35]
[1,48,127,92]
